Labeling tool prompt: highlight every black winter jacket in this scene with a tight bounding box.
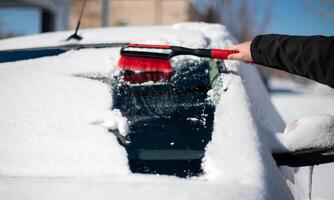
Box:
[250,34,334,88]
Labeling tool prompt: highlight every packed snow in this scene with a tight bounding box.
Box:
[0,26,172,51]
[0,22,318,199]
[276,114,334,152]
[0,48,130,177]
[271,80,334,200]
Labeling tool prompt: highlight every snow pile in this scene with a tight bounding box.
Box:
[0,48,130,177]
[139,29,209,48]
[276,114,334,152]
[173,22,234,48]
[202,64,293,199]
[271,81,334,200]
[97,109,129,137]
[0,175,261,200]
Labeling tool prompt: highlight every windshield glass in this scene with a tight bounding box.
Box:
[111,58,224,177]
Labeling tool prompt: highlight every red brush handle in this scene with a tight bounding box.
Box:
[128,43,171,49]
[211,49,239,59]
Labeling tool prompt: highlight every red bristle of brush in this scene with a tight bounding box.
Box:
[118,56,172,73]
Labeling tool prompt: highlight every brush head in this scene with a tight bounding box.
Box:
[118,55,173,73]
[123,71,173,84]
[117,43,174,73]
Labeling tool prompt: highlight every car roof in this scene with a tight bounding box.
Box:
[0,25,207,51]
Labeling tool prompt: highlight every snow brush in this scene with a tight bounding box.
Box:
[118,43,239,73]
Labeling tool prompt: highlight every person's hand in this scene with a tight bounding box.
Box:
[228,41,253,63]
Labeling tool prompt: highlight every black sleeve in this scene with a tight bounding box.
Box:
[250,34,334,88]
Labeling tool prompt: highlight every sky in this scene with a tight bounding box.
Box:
[0,1,333,37]
[266,0,334,36]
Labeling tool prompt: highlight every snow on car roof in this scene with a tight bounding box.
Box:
[0,26,170,51]
[0,23,293,199]
[0,24,212,51]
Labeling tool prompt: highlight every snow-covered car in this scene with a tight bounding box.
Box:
[1,23,334,200]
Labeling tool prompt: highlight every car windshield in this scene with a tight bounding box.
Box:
[0,44,224,178]
[111,58,224,177]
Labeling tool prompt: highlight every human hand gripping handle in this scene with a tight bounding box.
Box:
[227,41,253,63]
[211,49,240,59]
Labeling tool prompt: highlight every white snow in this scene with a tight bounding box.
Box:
[0,23,302,199]
[271,80,334,200]
[276,114,334,152]
[203,62,293,199]
[0,25,212,51]
[170,23,293,199]
[98,109,129,137]
[0,48,130,177]
[0,26,171,51]
[0,175,261,200]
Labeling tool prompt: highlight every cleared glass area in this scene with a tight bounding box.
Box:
[112,59,225,177]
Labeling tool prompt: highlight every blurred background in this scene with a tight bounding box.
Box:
[0,0,333,85]
[0,0,334,199]
[1,0,333,39]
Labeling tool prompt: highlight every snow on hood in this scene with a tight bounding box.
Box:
[276,114,334,152]
[0,48,130,177]
[0,23,294,199]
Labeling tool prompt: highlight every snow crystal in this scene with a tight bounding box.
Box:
[187,117,199,122]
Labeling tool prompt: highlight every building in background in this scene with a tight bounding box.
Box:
[0,0,70,34]
[70,0,201,29]
[0,0,202,37]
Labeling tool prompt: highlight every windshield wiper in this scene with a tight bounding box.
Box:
[66,0,87,41]
[0,43,127,63]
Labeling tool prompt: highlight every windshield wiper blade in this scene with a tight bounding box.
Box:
[0,43,127,63]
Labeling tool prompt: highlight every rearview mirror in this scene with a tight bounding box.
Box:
[272,114,334,167]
